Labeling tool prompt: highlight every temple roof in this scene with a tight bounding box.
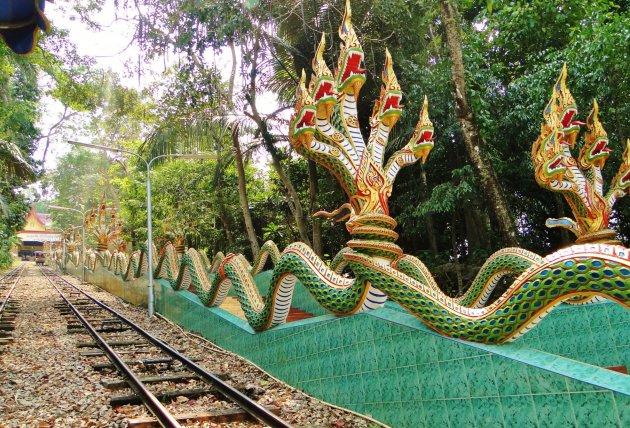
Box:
[21,205,51,231]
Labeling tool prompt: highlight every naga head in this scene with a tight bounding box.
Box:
[66,226,77,251]
[408,96,434,163]
[533,65,630,242]
[286,1,439,259]
[372,49,403,128]
[289,70,317,148]
[540,146,567,184]
[552,64,584,147]
[309,34,337,119]
[533,113,567,186]
[85,200,120,251]
[336,0,366,96]
[579,100,611,170]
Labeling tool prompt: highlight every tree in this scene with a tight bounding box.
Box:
[439,0,518,246]
[232,125,260,258]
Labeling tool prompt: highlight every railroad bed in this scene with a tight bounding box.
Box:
[0,264,379,427]
[0,265,23,348]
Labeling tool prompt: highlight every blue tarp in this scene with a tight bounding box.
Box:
[0,0,49,54]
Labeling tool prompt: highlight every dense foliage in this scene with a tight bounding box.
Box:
[0,44,40,268]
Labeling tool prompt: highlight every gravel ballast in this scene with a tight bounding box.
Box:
[0,264,384,427]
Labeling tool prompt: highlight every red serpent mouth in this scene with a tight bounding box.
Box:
[341,52,366,83]
[561,109,575,128]
[549,156,563,171]
[382,93,402,113]
[420,130,433,142]
[591,139,611,156]
[314,81,334,101]
[296,110,315,130]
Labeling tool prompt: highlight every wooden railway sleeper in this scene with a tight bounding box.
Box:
[81,348,164,357]
[101,373,206,390]
[78,339,149,348]
[92,357,200,371]
[110,387,219,407]
[126,406,282,428]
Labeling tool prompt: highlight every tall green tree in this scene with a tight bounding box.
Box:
[439,0,518,246]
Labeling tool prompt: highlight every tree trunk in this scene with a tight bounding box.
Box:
[232,126,260,258]
[308,160,322,256]
[228,41,237,106]
[244,34,312,247]
[464,206,482,250]
[130,229,137,251]
[452,212,464,296]
[264,136,312,246]
[473,208,490,249]
[215,137,234,247]
[440,0,519,247]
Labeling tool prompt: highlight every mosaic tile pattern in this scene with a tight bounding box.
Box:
[156,281,630,428]
[518,302,630,369]
[384,298,630,371]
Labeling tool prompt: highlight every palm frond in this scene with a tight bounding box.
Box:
[139,117,233,165]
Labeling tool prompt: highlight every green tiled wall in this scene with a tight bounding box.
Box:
[155,282,630,428]
[384,298,629,370]
[61,263,630,427]
[519,302,629,369]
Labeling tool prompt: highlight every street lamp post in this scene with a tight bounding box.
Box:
[66,140,214,318]
[49,205,86,282]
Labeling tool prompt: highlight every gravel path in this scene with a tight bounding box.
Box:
[0,264,383,427]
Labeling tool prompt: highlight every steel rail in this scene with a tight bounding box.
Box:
[42,269,182,428]
[0,266,24,316]
[42,269,292,428]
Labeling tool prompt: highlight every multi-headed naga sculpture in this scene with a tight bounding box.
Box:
[532,64,630,244]
[159,213,191,256]
[63,225,82,265]
[85,202,122,252]
[65,1,629,345]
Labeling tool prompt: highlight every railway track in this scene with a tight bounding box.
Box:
[0,265,24,349]
[40,267,292,428]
